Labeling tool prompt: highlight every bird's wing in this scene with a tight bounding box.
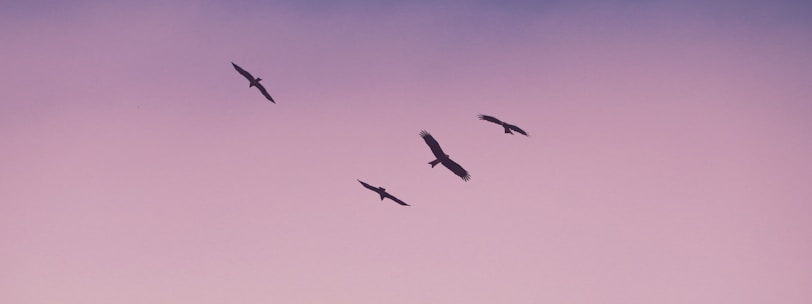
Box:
[383,192,410,206]
[358,180,378,192]
[420,130,446,158]
[232,62,254,81]
[478,114,503,125]
[507,124,528,136]
[441,159,471,181]
[254,83,276,103]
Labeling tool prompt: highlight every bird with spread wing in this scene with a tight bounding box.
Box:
[358,180,410,206]
[231,62,276,103]
[420,130,471,181]
[478,114,528,136]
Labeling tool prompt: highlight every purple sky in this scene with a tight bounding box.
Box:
[2,1,812,303]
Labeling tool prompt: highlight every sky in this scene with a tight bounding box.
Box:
[2,0,812,303]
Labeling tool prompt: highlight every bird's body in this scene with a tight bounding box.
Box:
[231,62,276,103]
[358,180,409,206]
[478,114,528,136]
[420,130,471,181]
[247,77,260,88]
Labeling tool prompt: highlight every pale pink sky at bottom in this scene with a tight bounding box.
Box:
[1,1,811,303]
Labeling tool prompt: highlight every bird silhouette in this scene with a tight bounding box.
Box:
[420,130,471,181]
[478,114,528,136]
[358,180,410,206]
[231,62,275,103]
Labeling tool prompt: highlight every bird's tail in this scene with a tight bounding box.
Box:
[429,159,441,167]
[503,126,513,134]
[250,77,262,87]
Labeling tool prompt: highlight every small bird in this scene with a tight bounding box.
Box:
[358,180,410,206]
[420,130,471,181]
[231,62,275,103]
[478,114,528,136]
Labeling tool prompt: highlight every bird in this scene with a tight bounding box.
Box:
[420,130,471,181]
[231,62,275,103]
[358,180,410,206]
[478,114,528,136]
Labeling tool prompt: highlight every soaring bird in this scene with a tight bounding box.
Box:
[478,114,528,136]
[358,180,410,206]
[231,62,275,103]
[420,130,471,181]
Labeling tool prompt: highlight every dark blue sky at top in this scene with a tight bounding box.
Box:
[2,0,809,15]
[2,0,811,35]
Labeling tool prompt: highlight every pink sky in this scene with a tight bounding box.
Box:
[2,1,812,303]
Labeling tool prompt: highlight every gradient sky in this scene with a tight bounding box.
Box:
[2,1,812,303]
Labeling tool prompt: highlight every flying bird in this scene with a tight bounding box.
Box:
[231,62,275,103]
[420,130,471,181]
[478,114,528,136]
[358,180,409,206]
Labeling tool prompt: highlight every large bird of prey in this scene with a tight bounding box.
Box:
[231,62,275,103]
[478,114,528,136]
[358,180,410,206]
[420,130,471,181]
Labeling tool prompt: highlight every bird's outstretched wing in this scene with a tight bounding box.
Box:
[383,193,410,206]
[478,114,502,125]
[254,83,276,103]
[358,180,378,192]
[231,62,254,81]
[441,159,471,181]
[507,124,528,136]
[420,130,446,158]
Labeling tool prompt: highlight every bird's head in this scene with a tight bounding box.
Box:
[379,187,386,192]
[256,77,262,82]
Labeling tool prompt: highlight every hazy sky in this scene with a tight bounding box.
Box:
[2,1,812,303]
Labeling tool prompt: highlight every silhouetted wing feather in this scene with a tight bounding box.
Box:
[383,193,409,206]
[507,124,528,136]
[420,130,446,158]
[478,114,502,125]
[358,180,378,192]
[255,83,276,103]
[231,62,254,81]
[441,159,470,181]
